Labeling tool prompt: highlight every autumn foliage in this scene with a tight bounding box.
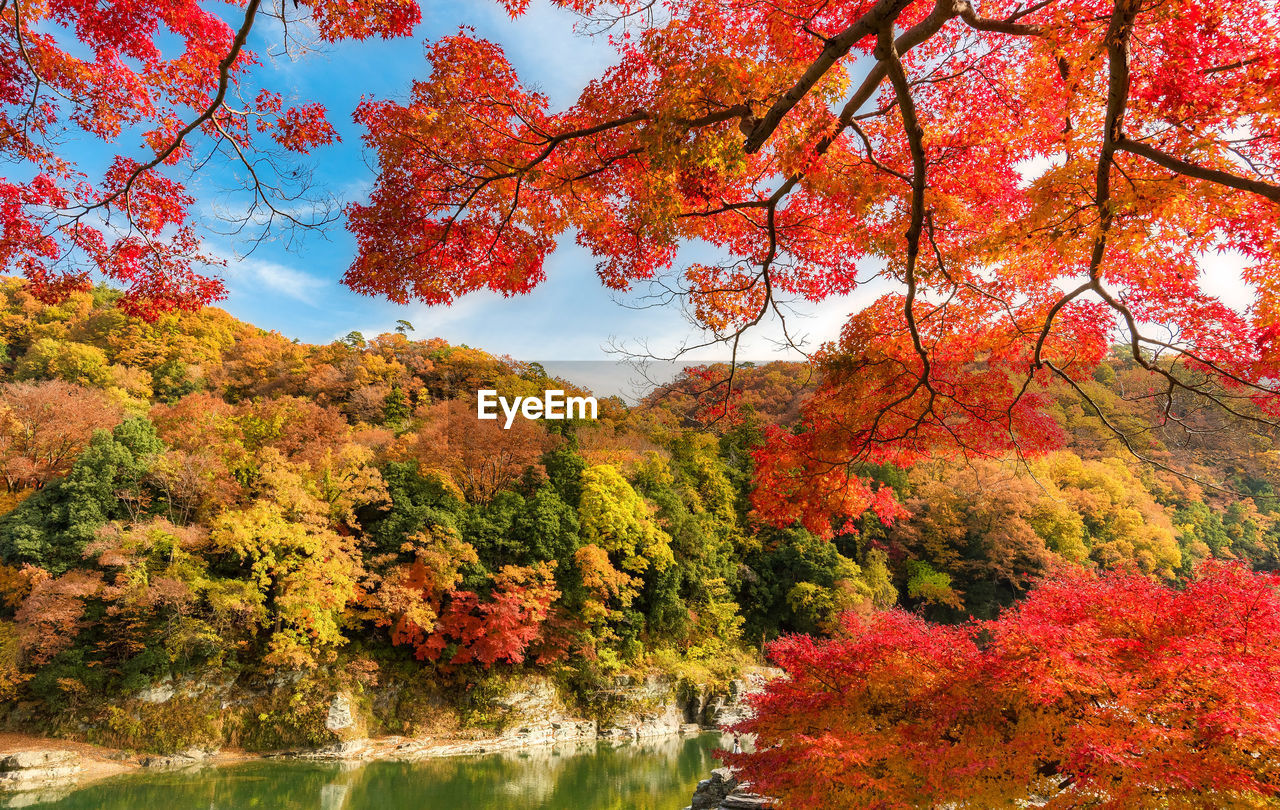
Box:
[0,381,121,492]
[4,0,1280,779]
[309,0,1280,540]
[728,562,1280,808]
[3,0,1279,544]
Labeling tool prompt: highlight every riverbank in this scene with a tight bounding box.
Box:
[0,722,728,802]
[0,663,776,802]
[3,732,731,810]
[0,668,770,797]
[0,734,141,785]
[0,732,259,796]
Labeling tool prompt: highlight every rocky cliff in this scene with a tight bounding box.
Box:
[1,666,778,774]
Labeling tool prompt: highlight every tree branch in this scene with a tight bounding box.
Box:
[83,0,263,216]
[1114,136,1280,203]
[742,0,915,153]
[957,1,1044,36]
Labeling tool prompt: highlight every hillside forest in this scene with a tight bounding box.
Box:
[0,277,1273,754]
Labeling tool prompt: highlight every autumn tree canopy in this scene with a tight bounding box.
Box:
[0,0,415,315]
[4,0,1278,533]
[727,563,1280,808]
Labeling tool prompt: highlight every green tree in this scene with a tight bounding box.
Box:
[740,527,875,639]
[150,357,201,402]
[631,441,741,643]
[512,486,580,565]
[542,446,587,508]
[0,418,164,573]
[382,385,411,423]
[360,462,464,557]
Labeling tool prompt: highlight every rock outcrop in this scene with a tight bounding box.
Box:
[326,694,356,732]
[600,674,688,742]
[138,748,217,769]
[294,668,778,760]
[599,669,779,743]
[0,751,82,790]
[286,740,373,761]
[685,767,775,810]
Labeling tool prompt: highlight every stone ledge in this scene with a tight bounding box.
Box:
[0,751,83,792]
[138,748,218,769]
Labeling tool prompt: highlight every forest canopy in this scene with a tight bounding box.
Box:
[0,281,1272,758]
[4,0,1280,801]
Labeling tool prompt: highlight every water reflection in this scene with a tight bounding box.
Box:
[4,734,730,810]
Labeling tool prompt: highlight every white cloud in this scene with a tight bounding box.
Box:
[472,0,617,108]
[227,258,328,306]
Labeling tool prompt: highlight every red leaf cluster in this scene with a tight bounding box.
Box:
[728,562,1280,808]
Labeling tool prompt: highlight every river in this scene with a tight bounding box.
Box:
[7,733,729,809]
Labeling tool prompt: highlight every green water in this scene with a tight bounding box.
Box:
[8,734,728,809]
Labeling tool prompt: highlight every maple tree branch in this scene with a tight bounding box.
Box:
[208,116,337,233]
[742,0,915,153]
[1096,0,1138,220]
[1134,335,1280,397]
[674,179,805,424]
[429,105,744,247]
[1044,0,1139,380]
[879,26,933,394]
[1045,360,1241,495]
[677,105,754,129]
[1201,57,1263,75]
[562,147,644,184]
[744,0,1045,154]
[987,0,1276,481]
[1077,4,1275,435]
[557,0,968,390]
[514,110,650,176]
[9,0,81,138]
[825,0,962,145]
[1091,280,1279,430]
[1031,281,1094,368]
[1113,136,1280,203]
[1017,1,1277,475]
[678,199,771,218]
[848,120,911,182]
[82,0,263,217]
[690,0,957,264]
[956,1,1044,36]
[720,258,776,422]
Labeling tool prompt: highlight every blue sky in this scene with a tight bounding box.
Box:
[183,0,871,365]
